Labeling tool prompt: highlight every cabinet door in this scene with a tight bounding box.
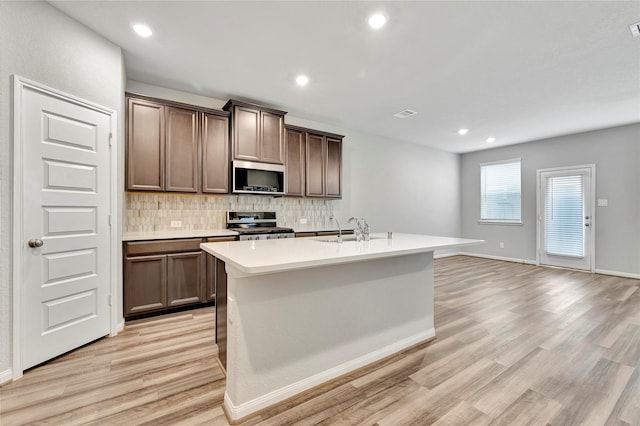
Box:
[325,137,342,198]
[261,111,284,164]
[285,128,305,196]
[233,106,260,161]
[202,113,229,193]
[167,251,204,307]
[127,98,165,191]
[124,255,167,316]
[306,133,325,197]
[165,106,199,192]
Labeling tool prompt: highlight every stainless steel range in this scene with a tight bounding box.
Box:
[227,211,295,241]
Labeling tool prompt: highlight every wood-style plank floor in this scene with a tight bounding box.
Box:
[2,256,639,425]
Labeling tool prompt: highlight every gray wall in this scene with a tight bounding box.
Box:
[461,123,640,276]
[0,1,125,378]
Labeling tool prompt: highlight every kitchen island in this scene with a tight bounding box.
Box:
[201,233,483,422]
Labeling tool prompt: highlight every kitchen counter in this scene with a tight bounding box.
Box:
[122,229,237,241]
[202,233,483,422]
[201,233,483,275]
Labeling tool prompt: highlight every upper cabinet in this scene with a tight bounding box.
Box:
[223,100,286,164]
[325,136,342,198]
[127,98,165,191]
[286,125,343,199]
[201,112,230,194]
[126,94,230,193]
[285,127,305,197]
[165,106,199,192]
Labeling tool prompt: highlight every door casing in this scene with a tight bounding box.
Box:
[536,164,596,272]
[11,75,119,380]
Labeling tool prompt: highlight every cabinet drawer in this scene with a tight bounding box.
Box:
[206,236,237,243]
[126,238,203,256]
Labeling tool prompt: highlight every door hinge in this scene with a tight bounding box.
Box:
[108,295,112,306]
[108,133,113,147]
[108,214,112,226]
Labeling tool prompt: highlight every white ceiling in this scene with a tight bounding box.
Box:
[50,1,640,153]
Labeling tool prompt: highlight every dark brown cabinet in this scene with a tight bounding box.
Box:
[167,251,204,307]
[124,239,204,318]
[325,137,342,198]
[123,235,237,319]
[166,106,199,192]
[202,113,229,193]
[286,125,343,199]
[126,98,165,191]
[124,254,167,315]
[285,127,305,197]
[306,133,326,197]
[224,100,286,164]
[126,94,230,193]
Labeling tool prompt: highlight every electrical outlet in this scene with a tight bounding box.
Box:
[300,218,308,224]
[597,199,608,207]
[170,220,182,228]
[499,242,505,249]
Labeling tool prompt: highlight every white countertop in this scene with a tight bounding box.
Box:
[201,233,484,275]
[123,229,238,241]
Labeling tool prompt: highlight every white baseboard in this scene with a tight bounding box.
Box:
[434,251,462,259]
[224,329,435,422]
[1,368,13,385]
[595,269,640,280]
[460,253,639,280]
[460,251,537,265]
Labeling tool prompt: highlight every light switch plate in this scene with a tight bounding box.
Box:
[597,199,608,207]
[170,220,182,227]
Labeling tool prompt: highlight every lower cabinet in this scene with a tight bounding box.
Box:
[124,236,235,318]
[167,251,204,307]
[124,254,168,315]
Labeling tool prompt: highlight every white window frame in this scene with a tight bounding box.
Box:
[479,158,523,225]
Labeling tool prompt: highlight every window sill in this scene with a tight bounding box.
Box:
[478,220,523,226]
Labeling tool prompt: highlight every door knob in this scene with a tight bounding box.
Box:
[28,239,44,248]
[584,223,590,227]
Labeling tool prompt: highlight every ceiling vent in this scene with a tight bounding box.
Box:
[393,109,418,119]
[631,22,640,38]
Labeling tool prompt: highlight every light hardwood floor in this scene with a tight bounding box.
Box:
[1,256,639,425]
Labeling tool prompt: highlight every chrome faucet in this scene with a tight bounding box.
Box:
[330,215,343,243]
[348,217,370,242]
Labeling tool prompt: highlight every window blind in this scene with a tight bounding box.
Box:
[480,160,521,222]
[545,175,584,257]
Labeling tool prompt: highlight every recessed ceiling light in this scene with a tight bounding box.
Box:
[133,24,153,38]
[458,128,469,135]
[295,75,309,86]
[486,137,496,143]
[368,13,387,29]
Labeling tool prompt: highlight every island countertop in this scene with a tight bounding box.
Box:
[201,233,484,275]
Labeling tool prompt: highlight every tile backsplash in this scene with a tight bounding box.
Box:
[125,193,335,232]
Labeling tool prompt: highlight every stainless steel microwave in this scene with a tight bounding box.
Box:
[232,160,285,195]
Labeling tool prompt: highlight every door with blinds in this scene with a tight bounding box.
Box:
[538,166,594,271]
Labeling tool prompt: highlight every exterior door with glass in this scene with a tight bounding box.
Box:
[538,166,594,271]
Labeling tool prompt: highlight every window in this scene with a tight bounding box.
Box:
[480,159,521,223]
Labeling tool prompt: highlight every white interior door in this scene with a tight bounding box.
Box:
[538,166,594,271]
[20,82,112,370]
